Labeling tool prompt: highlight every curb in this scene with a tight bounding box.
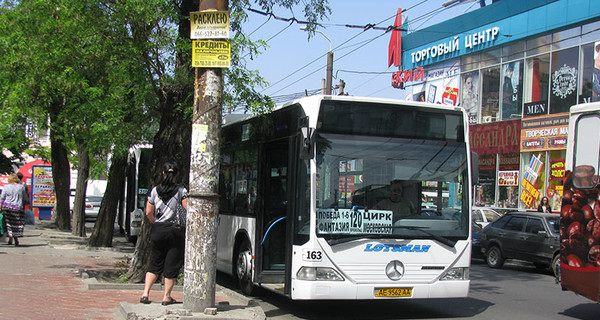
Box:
[118,288,265,320]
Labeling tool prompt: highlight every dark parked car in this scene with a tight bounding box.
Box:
[479,211,560,277]
[471,221,484,259]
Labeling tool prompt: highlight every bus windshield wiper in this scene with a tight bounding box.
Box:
[390,225,457,248]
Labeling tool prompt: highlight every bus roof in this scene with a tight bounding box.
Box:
[570,102,600,114]
[223,95,466,127]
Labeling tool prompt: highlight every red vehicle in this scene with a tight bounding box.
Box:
[559,102,600,302]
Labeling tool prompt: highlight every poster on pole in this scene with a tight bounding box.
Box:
[190,11,229,39]
[192,40,231,68]
[31,165,55,208]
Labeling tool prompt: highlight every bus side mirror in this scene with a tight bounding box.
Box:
[299,117,314,160]
[471,152,479,186]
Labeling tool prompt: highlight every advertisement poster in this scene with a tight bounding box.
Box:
[502,61,521,120]
[498,170,519,186]
[461,71,479,124]
[31,165,55,208]
[520,113,569,151]
[424,60,460,105]
[469,120,521,155]
[550,47,578,113]
[520,154,543,208]
[593,41,600,102]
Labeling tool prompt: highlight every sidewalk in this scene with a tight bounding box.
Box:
[0,219,265,320]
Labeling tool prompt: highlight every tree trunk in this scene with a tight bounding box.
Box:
[72,140,89,237]
[125,0,194,283]
[49,98,72,231]
[88,154,127,247]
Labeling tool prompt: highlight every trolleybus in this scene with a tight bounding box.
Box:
[118,144,152,242]
[217,95,475,299]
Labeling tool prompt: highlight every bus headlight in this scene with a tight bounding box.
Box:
[297,267,344,281]
[440,267,469,281]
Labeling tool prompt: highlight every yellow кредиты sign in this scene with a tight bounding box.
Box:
[192,40,230,68]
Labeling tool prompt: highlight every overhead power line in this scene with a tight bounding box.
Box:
[246,1,459,98]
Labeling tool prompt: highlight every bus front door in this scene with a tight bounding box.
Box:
[257,140,290,291]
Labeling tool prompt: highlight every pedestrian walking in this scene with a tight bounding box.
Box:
[0,173,29,246]
[140,162,188,306]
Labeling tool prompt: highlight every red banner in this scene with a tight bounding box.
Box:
[470,120,520,155]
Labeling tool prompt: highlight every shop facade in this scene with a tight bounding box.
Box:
[395,0,600,211]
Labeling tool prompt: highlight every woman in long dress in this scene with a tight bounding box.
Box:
[0,173,29,246]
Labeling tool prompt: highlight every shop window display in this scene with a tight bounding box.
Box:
[580,42,600,103]
[520,152,547,211]
[476,154,496,207]
[461,71,479,124]
[497,153,520,208]
[547,150,566,212]
[579,43,594,102]
[550,46,579,114]
[501,61,523,120]
[476,172,496,207]
[481,67,500,122]
[524,54,550,111]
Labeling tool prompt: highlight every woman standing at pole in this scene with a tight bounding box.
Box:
[0,173,29,246]
[140,162,188,305]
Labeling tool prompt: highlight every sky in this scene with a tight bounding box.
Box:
[241,0,489,104]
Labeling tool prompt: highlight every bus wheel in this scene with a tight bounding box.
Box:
[235,239,257,296]
[486,246,504,269]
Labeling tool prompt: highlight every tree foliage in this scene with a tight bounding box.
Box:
[1,0,329,278]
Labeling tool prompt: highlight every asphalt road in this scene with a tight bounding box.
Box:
[218,259,600,320]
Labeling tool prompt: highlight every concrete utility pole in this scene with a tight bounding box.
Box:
[301,26,333,95]
[184,0,227,312]
[326,49,333,95]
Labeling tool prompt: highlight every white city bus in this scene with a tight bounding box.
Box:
[118,144,152,242]
[217,95,475,300]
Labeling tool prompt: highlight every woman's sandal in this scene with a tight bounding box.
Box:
[161,297,177,306]
[139,297,150,304]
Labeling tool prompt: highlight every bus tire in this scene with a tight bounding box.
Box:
[486,246,504,269]
[235,238,257,296]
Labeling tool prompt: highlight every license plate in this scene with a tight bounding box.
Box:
[374,287,413,297]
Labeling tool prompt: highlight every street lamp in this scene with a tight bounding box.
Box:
[300,26,333,95]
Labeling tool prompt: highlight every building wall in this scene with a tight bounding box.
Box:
[397,0,600,211]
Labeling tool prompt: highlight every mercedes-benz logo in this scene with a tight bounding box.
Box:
[385,260,404,281]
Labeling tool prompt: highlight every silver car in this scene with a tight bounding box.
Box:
[472,206,501,227]
[84,195,103,220]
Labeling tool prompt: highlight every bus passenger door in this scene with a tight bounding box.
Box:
[257,139,290,288]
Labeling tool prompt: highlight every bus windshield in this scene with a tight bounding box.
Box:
[315,133,469,243]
